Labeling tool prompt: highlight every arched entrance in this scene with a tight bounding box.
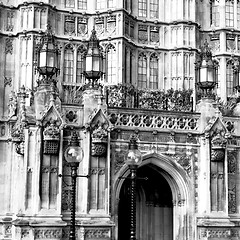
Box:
[114,153,192,240]
[118,164,173,240]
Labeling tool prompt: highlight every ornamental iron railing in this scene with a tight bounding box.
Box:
[106,85,193,112]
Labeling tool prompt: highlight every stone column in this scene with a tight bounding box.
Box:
[196,98,218,215]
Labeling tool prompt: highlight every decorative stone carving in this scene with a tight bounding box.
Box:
[43,120,60,155]
[205,117,228,162]
[4,77,12,87]
[95,16,104,36]
[11,123,25,155]
[5,38,13,54]
[8,91,17,119]
[138,25,148,43]
[108,111,198,131]
[209,33,220,52]
[226,33,236,51]
[65,110,78,123]
[34,228,62,239]
[210,128,227,162]
[64,15,76,35]
[199,228,233,239]
[106,15,116,35]
[85,228,111,239]
[86,109,112,157]
[6,11,14,31]
[77,17,88,36]
[228,151,237,213]
[91,123,108,157]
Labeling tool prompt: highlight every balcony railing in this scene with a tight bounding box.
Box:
[106,85,193,112]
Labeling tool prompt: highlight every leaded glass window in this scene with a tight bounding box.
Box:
[211,0,220,27]
[78,0,87,9]
[237,1,240,28]
[64,45,74,83]
[138,53,147,88]
[76,47,85,84]
[96,0,106,9]
[226,60,234,96]
[107,46,117,84]
[149,54,158,89]
[226,0,234,27]
[138,0,147,17]
[150,0,158,18]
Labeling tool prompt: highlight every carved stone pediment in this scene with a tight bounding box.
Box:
[205,117,229,162]
[41,104,64,155]
[11,121,25,155]
[86,109,113,157]
[86,108,113,132]
[41,103,64,128]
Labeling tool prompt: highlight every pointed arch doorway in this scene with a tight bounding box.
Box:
[118,164,173,240]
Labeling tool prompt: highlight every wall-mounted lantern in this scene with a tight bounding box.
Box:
[84,29,103,86]
[36,24,59,80]
[195,40,218,98]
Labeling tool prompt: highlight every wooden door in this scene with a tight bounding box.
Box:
[118,164,173,240]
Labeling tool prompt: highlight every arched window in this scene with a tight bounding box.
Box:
[226,60,234,96]
[210,0,220,27]
[138,53,147,88]
[76,46,85,84]
[106,46,117,84]
[149,54,158,89]
[213,59,221,94]
[63,45,74,83]
[226,0,234,27]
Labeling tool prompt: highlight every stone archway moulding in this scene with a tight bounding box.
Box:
[113,152,194,240]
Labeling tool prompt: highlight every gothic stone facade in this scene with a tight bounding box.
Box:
[1,1,240,240]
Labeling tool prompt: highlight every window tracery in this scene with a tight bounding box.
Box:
[106,45,117,84]
[138,53,147,89]
[226,59,234,96]
[63,45,74,83]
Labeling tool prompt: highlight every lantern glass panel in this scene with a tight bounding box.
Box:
[47,52,56,68]
[64,145,83,164]
[40,51,47,68]
[86,55,100,72]
[200,66,207,83]
[125,148,142,166]
[86,56,93,72]
[207,66,215,83]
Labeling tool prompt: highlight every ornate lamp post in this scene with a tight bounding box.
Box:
[64,131,84,240]
[36,24,59,84]
[84,28,103,87]
[125,135,142,240]
[195,40,218,98]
